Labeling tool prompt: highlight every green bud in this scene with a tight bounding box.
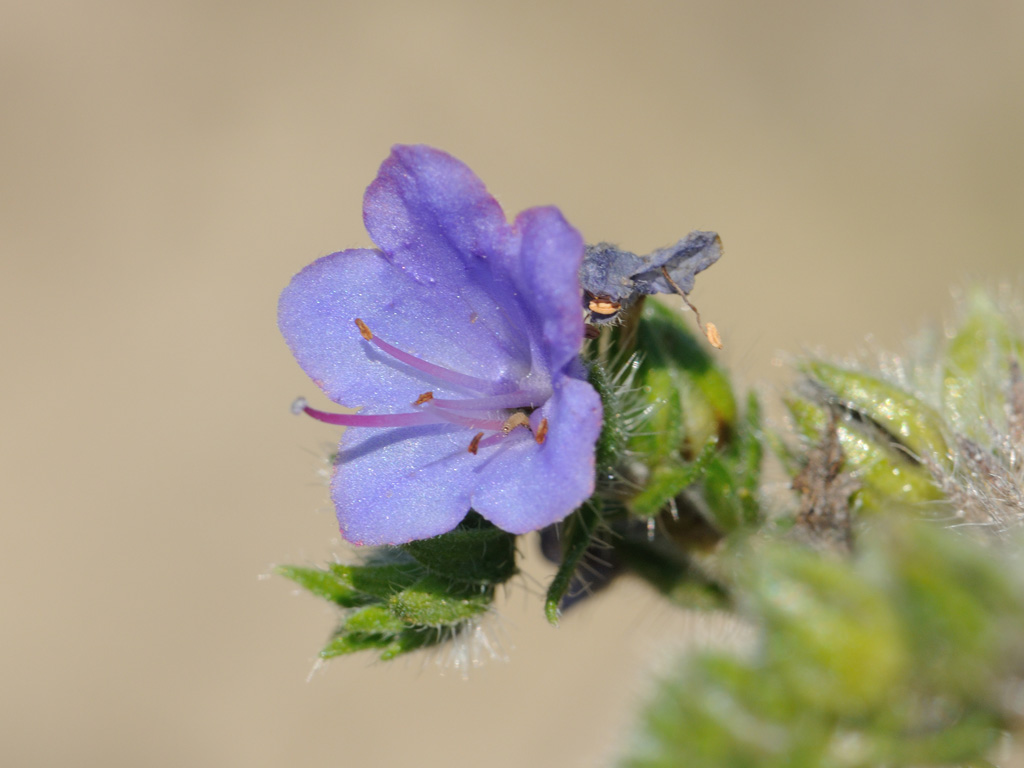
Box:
[748,544,907,716]
[943,287,1024,437]
[387,577,492,627]
[632,300,737,460]
[699,392,763,533]
[803,361,952,471]
[784,396,944,511]
[866,521,1024,702]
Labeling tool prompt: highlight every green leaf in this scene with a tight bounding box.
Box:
[276,564,373,608]
[320,632,399,660]
[331,561,423,601]
[632,300,737,460]
[698,393,763,533]
[544,502,603,625]
[342,604,406,635]
[628,439,717,519]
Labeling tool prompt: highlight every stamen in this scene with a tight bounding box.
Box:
[354,318,496,392]
[428,390,546,412]
[705,322,722,350]
[300,402,442,428]
[413,391,434,406]
[535,418,549,444]
[502,412,531,436]
[659,268,724,350]
[467,432,484,455]
[426,407,506,432]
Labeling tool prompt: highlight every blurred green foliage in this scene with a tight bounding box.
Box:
[622,521,1024,768]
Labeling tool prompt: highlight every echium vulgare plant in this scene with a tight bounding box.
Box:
[278,144,753,662]
[278,145,1024,765]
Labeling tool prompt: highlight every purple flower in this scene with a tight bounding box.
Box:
[278,145,603,546]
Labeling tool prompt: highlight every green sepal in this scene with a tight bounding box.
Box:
[378,626,446,660]
[804,361,952,471]
[319,623,443,662]
[401,512,517,585]
[544,501,603,625]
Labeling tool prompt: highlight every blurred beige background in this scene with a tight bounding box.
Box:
[3,1,1023,766]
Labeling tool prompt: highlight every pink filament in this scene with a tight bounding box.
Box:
[296,321,547,451]
[363,326,497,393]
[302,404,442,428]
[302,404,509,433]
[427,390,547,411]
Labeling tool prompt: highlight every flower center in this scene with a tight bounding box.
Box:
[294,319,550,452]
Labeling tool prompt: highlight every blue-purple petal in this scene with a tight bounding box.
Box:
[330,422,488,545]
[363,145,510,287]
[508,206,587,374]
[472,375,602,534]
[278,248,531,407]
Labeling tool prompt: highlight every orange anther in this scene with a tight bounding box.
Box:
[705,322,722,350]
[354,318,373,341]
[587,298,621,315]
